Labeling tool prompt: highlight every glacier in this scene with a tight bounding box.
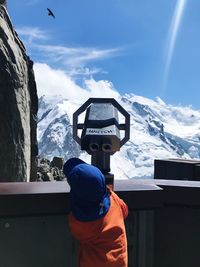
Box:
[37,93,200,180]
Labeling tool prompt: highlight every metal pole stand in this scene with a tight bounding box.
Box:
[103,172,114,191]
[91,152,114,190]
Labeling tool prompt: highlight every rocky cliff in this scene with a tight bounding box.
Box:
[0,0,7,8]
[0,4,38,182]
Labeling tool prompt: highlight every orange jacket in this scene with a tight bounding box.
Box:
[68,191,128,267]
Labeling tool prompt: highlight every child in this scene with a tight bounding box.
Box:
[63,157,128,267]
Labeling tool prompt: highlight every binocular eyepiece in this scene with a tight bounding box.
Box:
[89,142,112,153]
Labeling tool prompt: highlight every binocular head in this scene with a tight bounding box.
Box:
[81,103,120,155]
[73,98,130,187]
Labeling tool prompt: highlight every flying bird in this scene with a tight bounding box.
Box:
[47,8,55,18]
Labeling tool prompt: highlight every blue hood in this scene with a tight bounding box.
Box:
[63,158,110,222]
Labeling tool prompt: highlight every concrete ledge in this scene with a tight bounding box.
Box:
[1,179,200,217]
[155,179,200,206]
[0,182,70,217]
[0,180,163,217]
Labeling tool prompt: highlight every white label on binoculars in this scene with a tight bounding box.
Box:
[86,128,113,135]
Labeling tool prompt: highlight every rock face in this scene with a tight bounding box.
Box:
[0,5,38,182]
[38,95,80,161]
[0,0,7,8]
[37,157,66,182]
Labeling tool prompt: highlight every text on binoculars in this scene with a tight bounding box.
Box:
[86,129,113,135]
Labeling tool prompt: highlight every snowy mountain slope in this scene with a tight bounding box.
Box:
[37,94,200,179]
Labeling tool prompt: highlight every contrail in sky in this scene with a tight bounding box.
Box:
[161,0,187,98]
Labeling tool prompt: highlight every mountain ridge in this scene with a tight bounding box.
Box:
[37,93,200,179]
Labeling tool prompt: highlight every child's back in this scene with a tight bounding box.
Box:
[63,158,128,267]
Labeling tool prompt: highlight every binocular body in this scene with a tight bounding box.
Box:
[81,103,121,155]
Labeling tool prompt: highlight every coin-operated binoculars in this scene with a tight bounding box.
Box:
[73,98,130,190]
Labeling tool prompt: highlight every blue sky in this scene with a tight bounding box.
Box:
[8,0,200,108]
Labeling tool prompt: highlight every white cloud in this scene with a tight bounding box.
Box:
[67,66,107,77]
[16,26,122,78]
[17,27,50,44]
[16,26,121,66]
[84,78,120,99]
[34,63,120,102]
[35,44,122,67]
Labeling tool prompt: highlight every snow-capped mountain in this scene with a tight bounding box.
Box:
[37,94,200,179]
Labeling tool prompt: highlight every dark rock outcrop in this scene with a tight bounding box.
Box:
[0,0,7,8]
[0,5,38,182]
[37,157,66,181]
